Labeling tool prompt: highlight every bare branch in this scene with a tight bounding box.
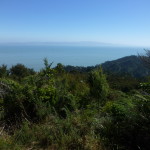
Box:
[138,49,150,68]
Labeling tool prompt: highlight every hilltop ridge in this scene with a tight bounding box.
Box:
[64,55,150,78]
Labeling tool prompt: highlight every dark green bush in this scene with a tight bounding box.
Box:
[89,67,109,100]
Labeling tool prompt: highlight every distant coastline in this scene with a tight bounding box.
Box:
[0,44,145,70]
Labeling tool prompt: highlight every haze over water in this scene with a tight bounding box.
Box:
[0,44,145,70]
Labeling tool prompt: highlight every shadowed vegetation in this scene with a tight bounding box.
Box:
[0,58,149,150]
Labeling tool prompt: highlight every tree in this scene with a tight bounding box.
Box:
[10,64,35,80]
[0,64,8,78]
[55,63,65,74]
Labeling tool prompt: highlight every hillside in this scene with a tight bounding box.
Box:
[64,55,150,78]
[102,55,150,78]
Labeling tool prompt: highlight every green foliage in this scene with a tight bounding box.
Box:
[107,73,140,92]
[140,82,150,93]
[55,73,90,111]
[43,58,53,70]
[10,64,35,81]
[88,67,109,103]
[55,63,65,74]
[41,58,54,77]
[103,98,135,122]
[0,64,9,78]
[0,78,25,124]
[0,60,150,150]
[0,136,20,150]
[94,91,150,150]
[10,110,101,150]
[0,62,57,124]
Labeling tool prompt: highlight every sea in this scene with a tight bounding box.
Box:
[0,44,146,71]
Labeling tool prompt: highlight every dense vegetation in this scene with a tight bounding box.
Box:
[64,55,150,78]
[0,58,149,150]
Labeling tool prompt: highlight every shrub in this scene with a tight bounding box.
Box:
[10,64,35,80]
[88,67,109,109]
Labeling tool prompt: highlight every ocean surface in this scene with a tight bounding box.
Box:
[0,44,146,70]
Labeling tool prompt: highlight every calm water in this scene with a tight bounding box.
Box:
[0,44,145,70]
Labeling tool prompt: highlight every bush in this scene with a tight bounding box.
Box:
[88,67,109,109]
[10,64,35,80]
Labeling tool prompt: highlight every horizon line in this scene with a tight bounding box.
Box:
[0,41,149,48]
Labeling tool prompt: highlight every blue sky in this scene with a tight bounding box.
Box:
[0,0,150,46]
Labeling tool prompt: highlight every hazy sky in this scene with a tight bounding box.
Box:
[0,0,150,46]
